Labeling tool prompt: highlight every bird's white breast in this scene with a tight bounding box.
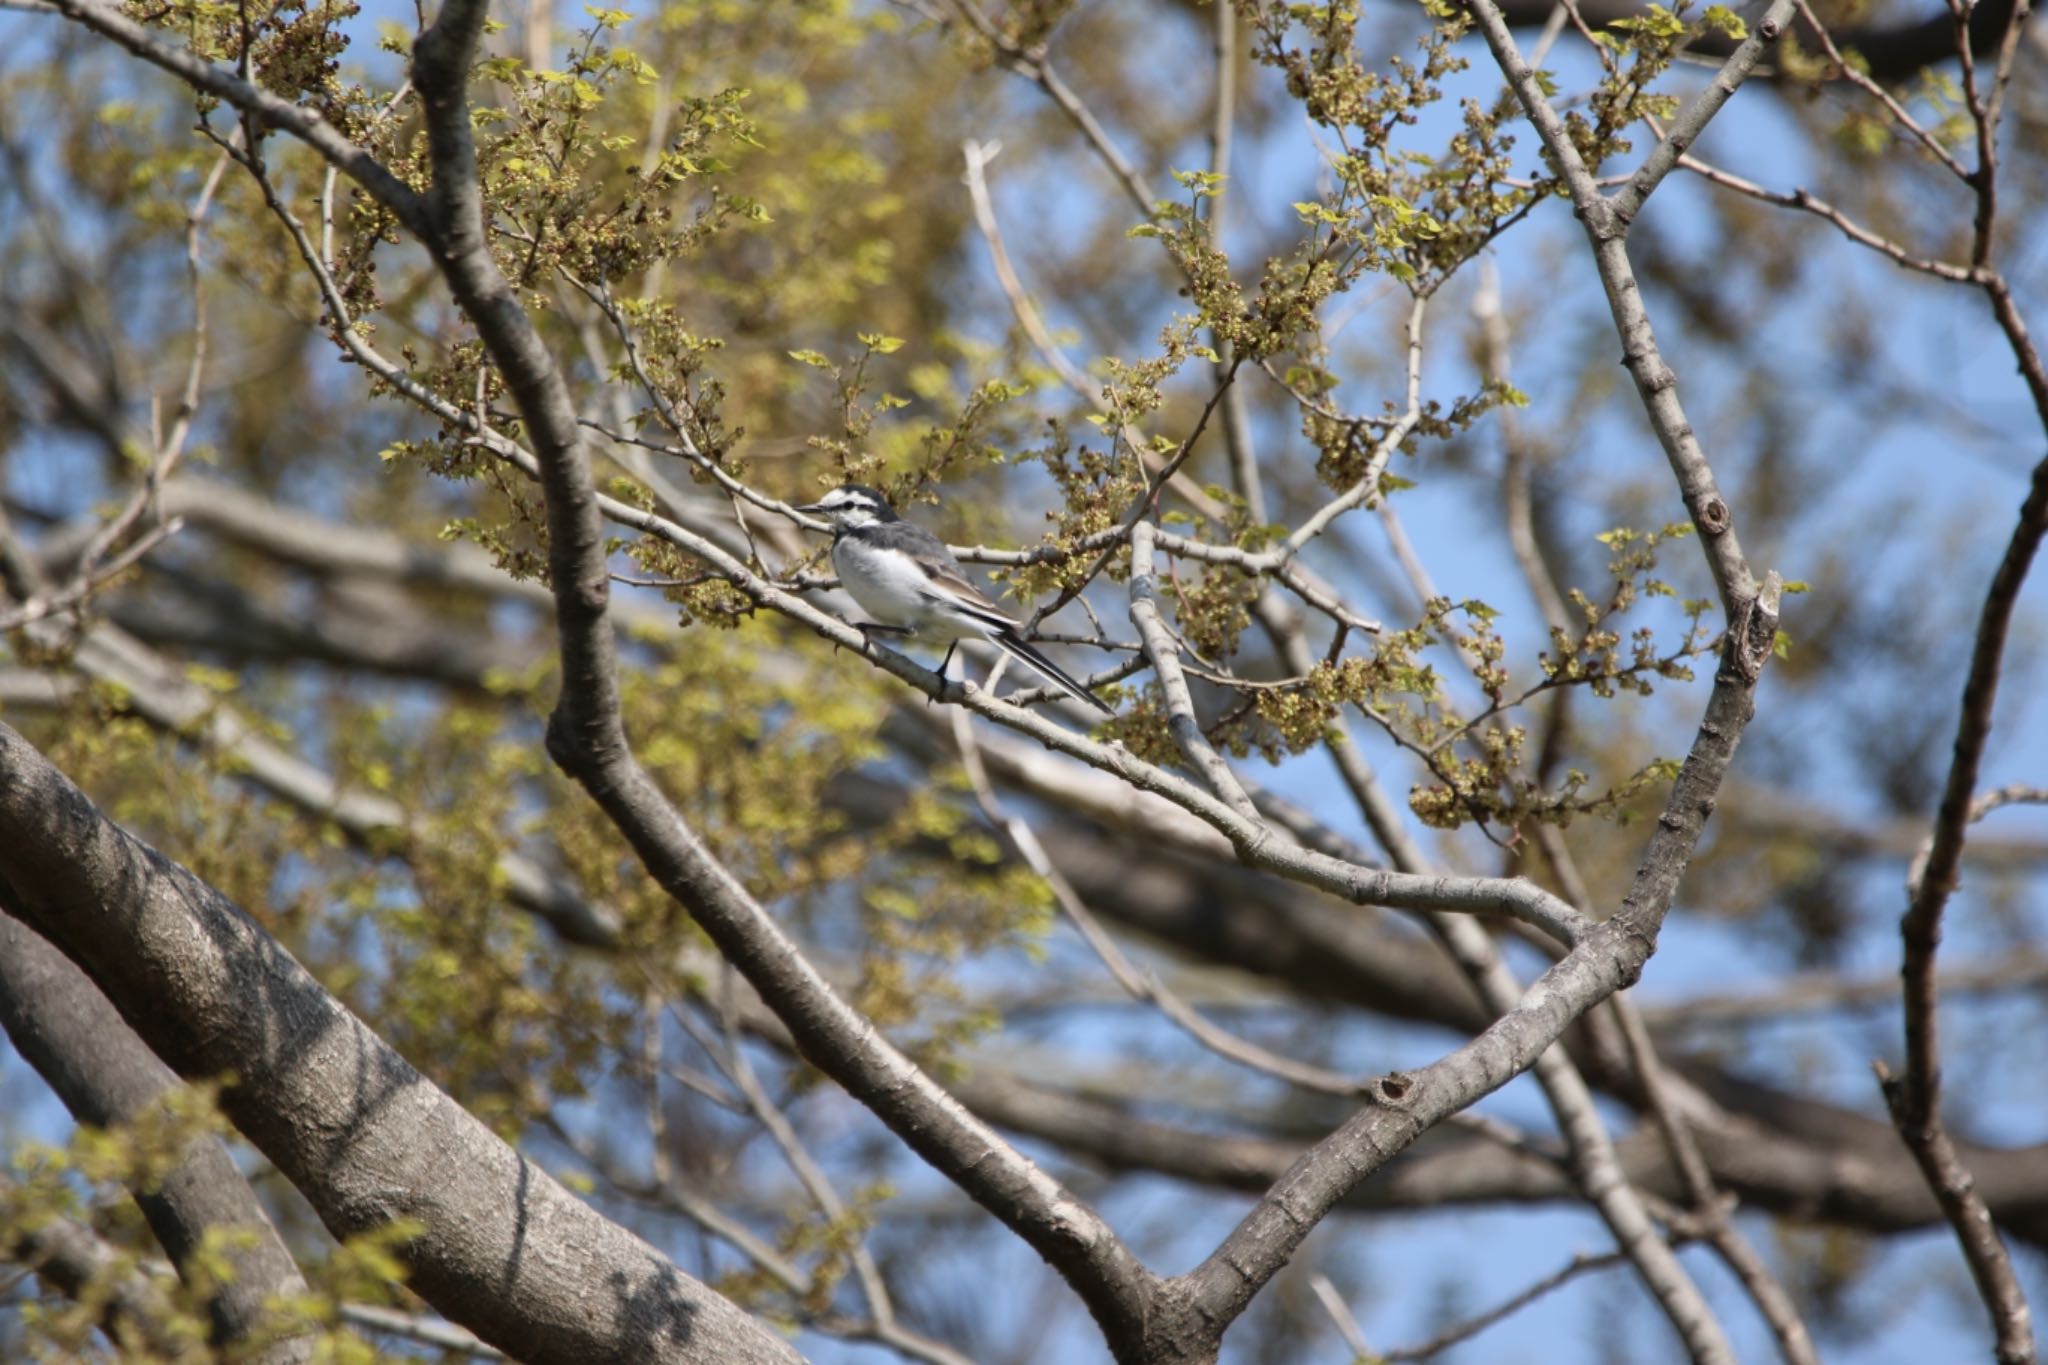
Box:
[832,537,977,641]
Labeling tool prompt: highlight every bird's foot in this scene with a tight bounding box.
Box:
[854,622,914,656]
[929,641,959,708]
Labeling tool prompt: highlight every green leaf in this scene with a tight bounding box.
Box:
[1611,4,1686,38]
[866,887,923,919]
[184,663,242,694]
[787,349,832,368]
[1702,5,1748,37]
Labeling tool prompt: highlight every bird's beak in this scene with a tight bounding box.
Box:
[795,501,827,516]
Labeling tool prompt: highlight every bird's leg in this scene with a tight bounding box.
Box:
[930,641,959,706]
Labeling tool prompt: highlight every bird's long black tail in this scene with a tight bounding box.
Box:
[990,630,1113,715]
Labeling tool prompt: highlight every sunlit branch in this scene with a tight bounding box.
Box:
[1465,0,1769,616]
[34,0,423,231]
[339,1304,504,1361]
[1611,998,1818,1365]
[1606,0,1800,226]
[1128,520,1262,822]
[1383,1249,1634,1362]
[1276,294,1428,563]
[950,705,1370,1096]
[705,982,973,1365]
[1677,156,1976,282]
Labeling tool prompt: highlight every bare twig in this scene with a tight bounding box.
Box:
[595,1036,1149,1365]
[0,134,231,630]
[340,1304,505,1360]
[941,0,1153,217]
[1870,30,2044,1355]
[1645,949,2048,1028]
[1790,0,1970,179]
[1475,258,1573,638]
[1678,153,1975,281]
[949,706,1367,1097]
[75,138,228,583]
[1611,998,1818,1365]
[0,516,185,631]
[960,138,1095,401]
[1607,0,1803,227]
[1277,294,1428,563]
[1893,536,2048,1365]
[1382,1250,1633,1361]
[1128,520,1260,822]
[542,1113,829,1312]
[1465,0,1771,616]
[1308,1273,1374,1359]
[707,977,973,1365]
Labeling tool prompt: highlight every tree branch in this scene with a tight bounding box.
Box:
[35,0,424,235]
[1489,0,2025,83]
[398,7,1165,1355]
[0,1166,190,1357]
[1128,521,1261,822]
[0,911,313,1361]
[0,722,802,1364]
[1885,459,2048,1365]
[1464,0,1776,615]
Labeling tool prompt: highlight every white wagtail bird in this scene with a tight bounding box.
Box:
[797,484,1112,714]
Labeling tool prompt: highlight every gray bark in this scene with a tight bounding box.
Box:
[0,720,803,1365]
[0,911,314,1360]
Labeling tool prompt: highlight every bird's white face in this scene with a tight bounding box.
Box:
[799,485,888,530]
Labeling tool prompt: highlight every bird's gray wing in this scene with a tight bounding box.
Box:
[920,560,1016,623]
[888,524,1020,627]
